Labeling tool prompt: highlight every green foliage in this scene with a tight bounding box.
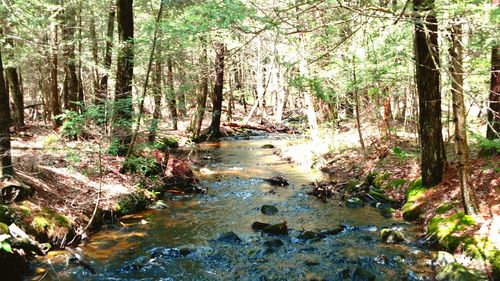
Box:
[32,216,50,233]
[471,132,500,153]
[392,146,413,161]
[154,136,179,151]
[0,234,13,253]
[122,156,160,176]
[0,205,14,225]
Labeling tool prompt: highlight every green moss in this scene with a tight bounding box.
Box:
[114,191,150,216]
[436,203,455,214]
[0,205,13,224]
[368,190,397,204]
[436,262,487,281]
[427,212,476,252]
[492,251,500,281]
[32,216,50,233]
[54,214,72,228]
[17,205,31,217]
[345,179,363,192]
[402,178,427,221]
[0,222,8,234]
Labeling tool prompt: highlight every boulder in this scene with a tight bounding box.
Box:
[298,231,324,241]
[252,222,271,231]
[436,251,456,267]
[216,231,241,244]
[352,267,376,281]
[262,222,288,236]
[380,228,406,243]
[436,262,487,281]
[379,207,395,218]
[264,176,289,186]
[261,144,275,149]
[346,197,364,208]
[321,225,345,236]
[261,205,278,215]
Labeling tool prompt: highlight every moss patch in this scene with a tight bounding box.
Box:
[427,212,476,252]
[436,202,455,214]
[0,205,14,225]
[114,190,152,217]
[402,178,426,221]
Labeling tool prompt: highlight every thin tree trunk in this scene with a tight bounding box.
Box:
[5,67,24,130]
[149,49,162,142]
[449,21,480,215]
[191,42,209,140]
[209,43,225,136]
[413,0,445,187]
[166,56,178,130]
[89,16,99,101]
[50,20,62,129]
[96,1,115,106]
[113,0,134,154]
[0,48,14,177]
[483,0,500,155]
[62,4,79,112]
[353,56,365,152]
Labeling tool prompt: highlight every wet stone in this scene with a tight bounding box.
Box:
[321,225,345,236]
[263,239,284,249]
[261,144,275,149]
[216,231,241,243]
[150,247,182,259]
[264,176,289,186]
[261,205,278,215]
[352,266,376,281]
[346,197,364,208]
[380,228,406,244]
[262,222,288,236]
[252,221,271,231]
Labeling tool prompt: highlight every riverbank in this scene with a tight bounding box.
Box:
[275,120,500,280]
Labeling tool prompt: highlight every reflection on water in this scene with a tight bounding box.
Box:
[31,137,435,280]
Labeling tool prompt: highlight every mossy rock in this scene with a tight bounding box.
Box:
[427,212,476,252]
[0,222,8,234]
[436,262,487,281]
[114,191,150,217]
[402,178,426,221]
[29,209,74,243]
[261,205,278,215]
[379,207,395,218]
[346,197,364,208]
[368,190,397,205]
[436,203,455,214]
[380,228,406,243]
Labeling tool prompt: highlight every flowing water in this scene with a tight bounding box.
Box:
[32,136,435,280]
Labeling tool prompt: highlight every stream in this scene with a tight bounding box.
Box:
[31,136,435,280]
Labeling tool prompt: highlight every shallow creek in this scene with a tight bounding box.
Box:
[32,136,435,280]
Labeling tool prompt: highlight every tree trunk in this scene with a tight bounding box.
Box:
[5,66,24,130]
[413,0,445,187]
[112,0,134,154]
[449,21,480,215]
[0,49,14,177]
[96,1,116,106]
[50,20,62,129]
[149,51,162,142]
[209,43,225,136]
[89,16,99,102]
[191,42,209,140]
[352,56,365,152]
[483,0,500,155]
[62,4,79,112]
[166,56,178,130]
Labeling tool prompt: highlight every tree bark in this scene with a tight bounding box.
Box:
[113,0,134,153]
[191,42,209,140]
[413,0,445,187]
[0,49,14,177]
[50,20,62,129]
[449,21,480,215]
[209,43,225,136]
[484,0,500,155]
[166,56,178,130]
[149,51,162,142]
[96,1,116,106]
[5,66,24,130]
[62,4,79,112]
